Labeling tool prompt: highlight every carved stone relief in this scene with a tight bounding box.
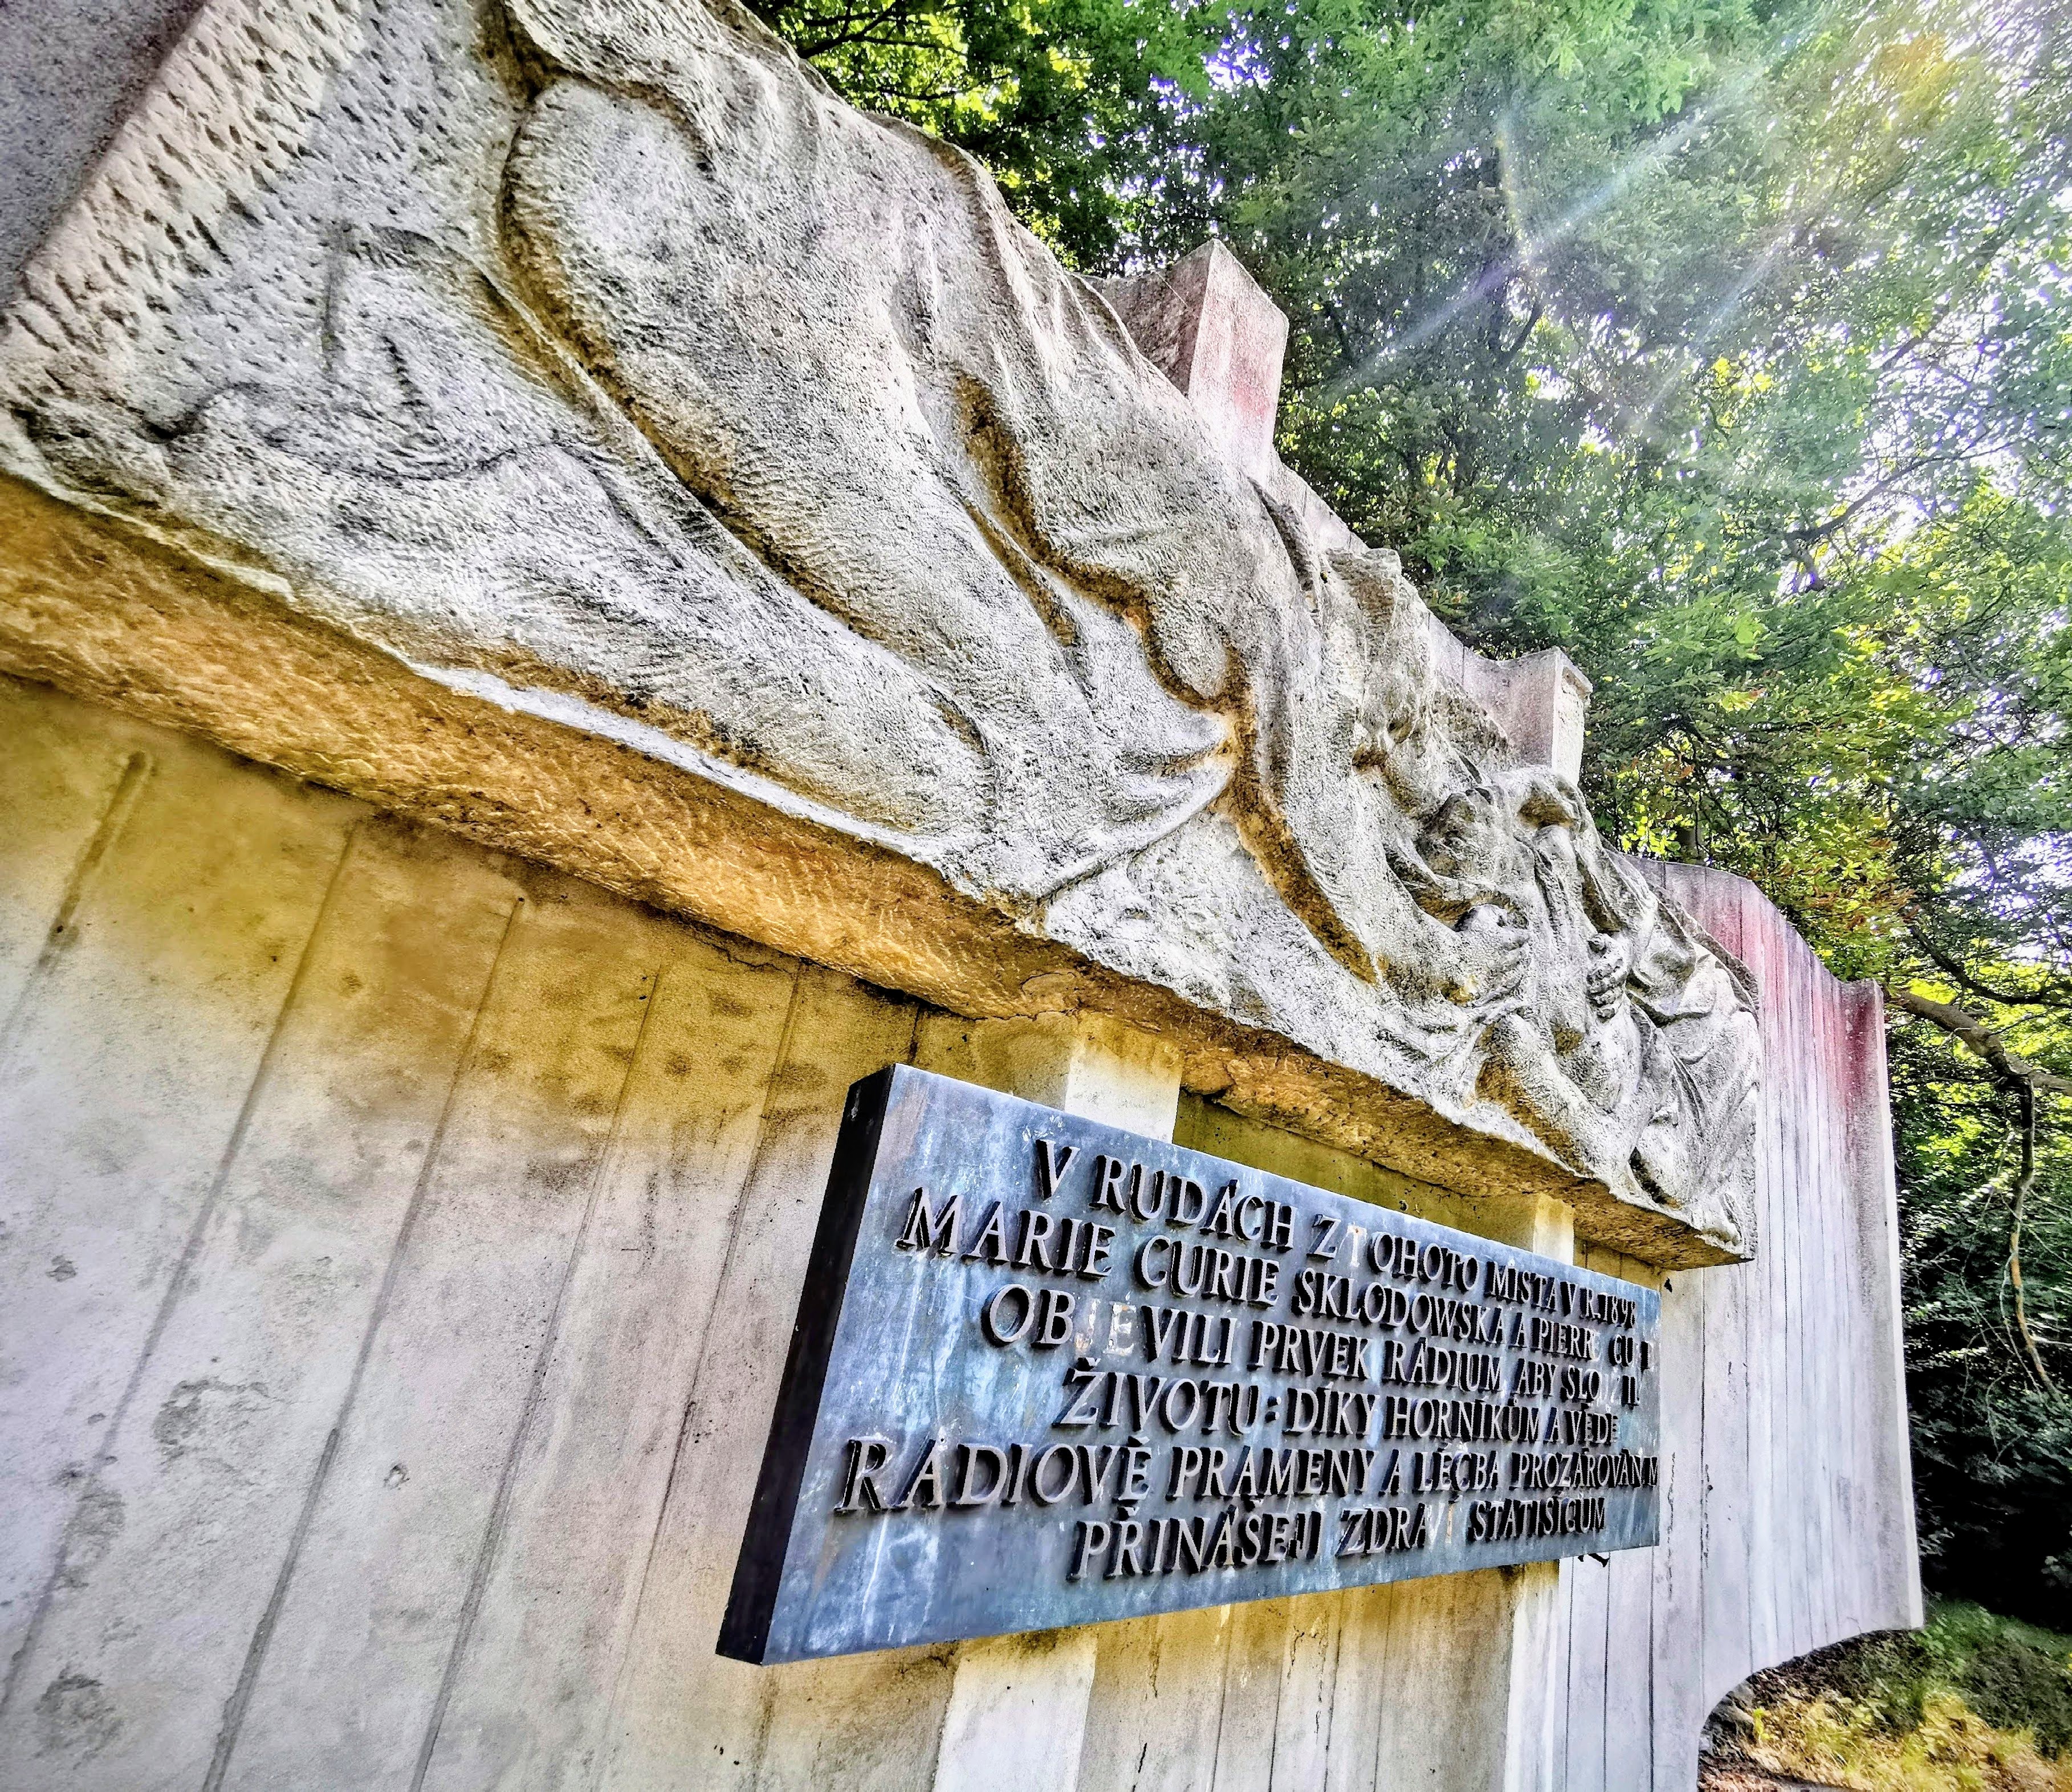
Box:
[0,0,1760,1252]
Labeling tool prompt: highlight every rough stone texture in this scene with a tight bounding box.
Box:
[0,0,203,298]
[0,0,1759,1263]
[0,678,1915,1789]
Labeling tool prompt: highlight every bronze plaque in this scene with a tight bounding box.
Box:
[720,1066,1660,1663]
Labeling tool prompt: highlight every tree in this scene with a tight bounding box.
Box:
[742,0,1228,266]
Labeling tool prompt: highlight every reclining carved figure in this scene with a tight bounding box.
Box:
[0,0,1760,1232]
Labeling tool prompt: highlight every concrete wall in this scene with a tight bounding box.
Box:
[0,674,1916,1789]
[1555,861,1923,1792]
[1143,861,1927,1792]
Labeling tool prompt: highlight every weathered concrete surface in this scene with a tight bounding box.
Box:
[0,673,956,1790]
[0,469,1725,1266]
[1102,240,1289,482]
[0,678,1916,1789]
[0,0,1760,1262]
[1544,862,1922,1791]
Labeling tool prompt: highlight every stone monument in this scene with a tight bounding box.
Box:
[0,0,1919,1785]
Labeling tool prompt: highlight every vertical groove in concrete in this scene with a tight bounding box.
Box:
[201,893,524,1792]
[587,962,810,1790]
[1,819,359,1729]
[0,748,149,1069]
[410,960,662,1789]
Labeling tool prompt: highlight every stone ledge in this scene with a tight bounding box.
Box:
[0,470,1743,1268]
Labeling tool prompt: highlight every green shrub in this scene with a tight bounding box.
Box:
[1731,1602,2072,1763]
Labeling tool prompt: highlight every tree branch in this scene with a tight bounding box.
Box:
[1886,987,2072,1097]
[1496,296,1544,364]
[1903,916,2072,1012]
[1778,446,1998,553]
[1891,988,2066,1389]
[2009,1082,2058,1392]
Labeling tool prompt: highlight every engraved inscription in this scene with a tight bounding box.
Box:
[719,1066,1662,1664]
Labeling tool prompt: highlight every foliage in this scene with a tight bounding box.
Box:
[1707,1602,2072,1787]
[1895,996,2072,1622]
[740,0,1227,264]
[756,0,2072,1613]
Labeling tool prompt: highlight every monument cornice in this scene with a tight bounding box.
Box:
[0,468,1745,1266]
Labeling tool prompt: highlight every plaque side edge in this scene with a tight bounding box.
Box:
[715,1062,900,1664]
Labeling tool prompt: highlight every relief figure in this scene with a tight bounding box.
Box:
[0,0,1761,1234]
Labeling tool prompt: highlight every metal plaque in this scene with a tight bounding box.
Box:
[719,1066,1661,1664]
